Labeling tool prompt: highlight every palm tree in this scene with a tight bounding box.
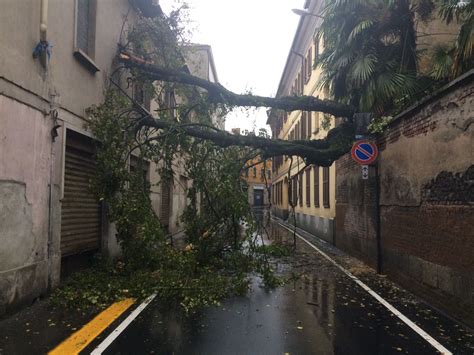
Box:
[431,0,473,79]
[316,0,434,115]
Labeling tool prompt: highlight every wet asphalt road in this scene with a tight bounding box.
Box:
[1,216,473,354]
[83,218,474,355]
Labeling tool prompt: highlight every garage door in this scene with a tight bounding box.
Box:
[60,130,101,257]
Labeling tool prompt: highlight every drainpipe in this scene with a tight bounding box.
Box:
[47,103,59,292]
[40,0,48,41]
[39,0,49,68]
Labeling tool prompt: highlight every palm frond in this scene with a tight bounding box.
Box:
[348,20,375,43]
[349,54,378,86]
[430,44,455,80]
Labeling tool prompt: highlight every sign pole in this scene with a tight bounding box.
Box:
[374,163,382,274]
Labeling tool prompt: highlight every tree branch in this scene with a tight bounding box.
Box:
[137,116,354,166]
[119,52,357,118]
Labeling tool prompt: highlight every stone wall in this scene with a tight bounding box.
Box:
[335,71,474,326]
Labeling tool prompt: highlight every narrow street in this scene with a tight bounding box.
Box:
[1,217,473,355]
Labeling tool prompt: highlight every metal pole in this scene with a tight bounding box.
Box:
[374,163,382,273]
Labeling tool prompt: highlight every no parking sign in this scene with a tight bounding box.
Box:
[351,140,378,165]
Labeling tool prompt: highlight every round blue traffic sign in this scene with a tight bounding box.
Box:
[351,140,378,165]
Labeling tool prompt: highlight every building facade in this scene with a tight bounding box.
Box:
[268,0,336,243]
[0,0,220,314]
[242,158,272,208]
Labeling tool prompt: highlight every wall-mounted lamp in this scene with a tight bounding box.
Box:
[291,8,325,19]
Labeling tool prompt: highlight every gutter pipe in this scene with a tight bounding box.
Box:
[40,0,48,41]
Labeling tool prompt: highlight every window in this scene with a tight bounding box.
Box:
[301,112,307,140]
[307,112,312,139]
[306,48,312,81]
[314,36,320,61]
[245,169,249,178]
[313,166,320,207]
[314,112,320,131]
[298,172,303,207]
[323,166,330,208]
[253,167,257,178]
[305,169,310,207]
[74,0,98,72]
[261,169,265,179]
[164,89,177,120]
[297,72,302,95]
[279,182,282,205]
[134,82,151,111]
[292,176,298,206]
[267,170,271,179]
[303,57,308,84]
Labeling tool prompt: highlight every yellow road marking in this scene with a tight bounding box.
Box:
[48,298,135,355]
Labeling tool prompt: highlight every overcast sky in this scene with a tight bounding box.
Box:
[160,0,302,133]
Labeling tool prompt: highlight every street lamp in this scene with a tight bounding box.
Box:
[291,8,325,19]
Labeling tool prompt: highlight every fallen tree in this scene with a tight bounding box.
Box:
[117,52,358,166]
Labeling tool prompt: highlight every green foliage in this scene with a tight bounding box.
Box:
[53,7,297,314]
[431,0,474,79]
[55,89,282,313]
[368,115,393,134]
[255,243,292,258]
[317,0,422,114]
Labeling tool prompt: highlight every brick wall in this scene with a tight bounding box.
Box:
[335,71,474,327]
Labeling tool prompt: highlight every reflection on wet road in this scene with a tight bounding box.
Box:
[93,215,473,355]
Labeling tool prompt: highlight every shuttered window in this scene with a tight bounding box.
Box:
[306,48,312,81]
[301,112,307,140]
[291,176,298,206]
[323,166,330,208]
[303,57,308,84]
[298,172,303,207]
[308,112,312,139]
[314,166,320,207]
[305,169,310,207]
[298,72,302,95]
[314,36,320,60]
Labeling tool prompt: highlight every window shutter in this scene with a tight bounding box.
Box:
[303,57,307,84]
[301,112,307,140]
[314,166,320,207]
[323,166,330,208]
[308,112,312,139]
[299,172,303,207]
[307,48,312,80]
[305,169,310,207]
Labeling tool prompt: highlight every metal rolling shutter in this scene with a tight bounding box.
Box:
[61,131,101,256]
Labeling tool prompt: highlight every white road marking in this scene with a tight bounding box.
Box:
[276,220,452,355]
[90,293,157,355]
